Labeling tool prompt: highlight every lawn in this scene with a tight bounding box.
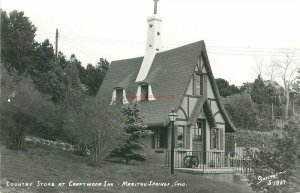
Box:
[0,143,253,193]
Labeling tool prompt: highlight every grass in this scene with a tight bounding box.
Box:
[0,143,253,193]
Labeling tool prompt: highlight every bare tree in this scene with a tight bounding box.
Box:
[253,51,300,118]
[273,52,300,118]
[253,57,265,77]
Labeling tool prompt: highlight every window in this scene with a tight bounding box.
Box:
[177,126,185,148]
[116,88,123,104]
[210,128,224,150]
[141,85,149,101]
[197,57,201,71]
[156,129,167,148]
[220,129,224,150]
[193,74,204,95]
[200,74,204,95]
[193,120,204,142]
[210,128,218,149]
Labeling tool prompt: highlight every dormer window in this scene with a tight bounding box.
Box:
[136,84,156,101]
[111,87,128,105]
[116,88,123,104]
[141,85,149,101]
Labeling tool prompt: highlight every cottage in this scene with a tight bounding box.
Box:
[98,0,236,169]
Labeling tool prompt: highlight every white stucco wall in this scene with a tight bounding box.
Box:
[214,112,225,123]
[180,97,188,118]
[189,97,197,117]
[177,108,186,120]
[186,77,193,95]
[207,77,215,99]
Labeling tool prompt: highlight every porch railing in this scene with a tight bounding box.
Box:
[228,152,254,177]
[165,150,229,170]
[165,150,254,176]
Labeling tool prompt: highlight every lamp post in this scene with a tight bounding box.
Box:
[168,109,178,174]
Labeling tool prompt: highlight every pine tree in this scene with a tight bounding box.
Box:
[110,101,152,163]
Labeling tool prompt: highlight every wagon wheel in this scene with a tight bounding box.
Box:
[183,155,192,168]
[190,156,199,167]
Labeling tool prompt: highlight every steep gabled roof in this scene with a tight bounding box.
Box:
[97,41,236,132]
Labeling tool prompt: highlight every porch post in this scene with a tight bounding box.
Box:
[171,121,175,174]
[227,153,230,167]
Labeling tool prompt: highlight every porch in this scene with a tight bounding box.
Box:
[165,150,253,175]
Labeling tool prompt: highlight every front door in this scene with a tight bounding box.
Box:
[192,119,206,163]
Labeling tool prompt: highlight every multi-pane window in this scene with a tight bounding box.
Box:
[193,120,204,142]
[177,126,185,148]
[116,88,123,104]
[211,128,218,149]
[141,85,149,101]
[210,128,224,150]
[194,74,200,95]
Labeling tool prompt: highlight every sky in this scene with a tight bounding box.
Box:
[2,0,300,86]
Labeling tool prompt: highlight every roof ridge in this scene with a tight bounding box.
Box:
[158,40,204,55]
[111,56,144,64]
[110,40,204,63]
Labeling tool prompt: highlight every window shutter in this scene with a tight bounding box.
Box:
[220,129,224,150]
[175,126,178,148]
[186,126,190,149]
[216,129,220,150]
[210,129,213,149]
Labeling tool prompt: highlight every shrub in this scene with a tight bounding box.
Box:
[247,117,300,193]
[64,98,125,166]
[0,67,57,150]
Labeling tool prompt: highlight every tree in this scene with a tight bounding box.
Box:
[64,98,125,166]
[255,53,300,118]
[31,40,69,103]
[250,75,282,115]
[248,117,300,193]
[273,54,299,118]
[222,93,259,130]
[223,93,275,131]
[215,78,240,97]
[79,58,110,96]
[0,67,56,150]
[97,58,109,73]
[110,101,152,163]
[1,10,37,74]
[240,82,253,94]
[251,75,269,104]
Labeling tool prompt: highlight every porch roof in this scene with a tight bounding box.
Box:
[188,96,217,128]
